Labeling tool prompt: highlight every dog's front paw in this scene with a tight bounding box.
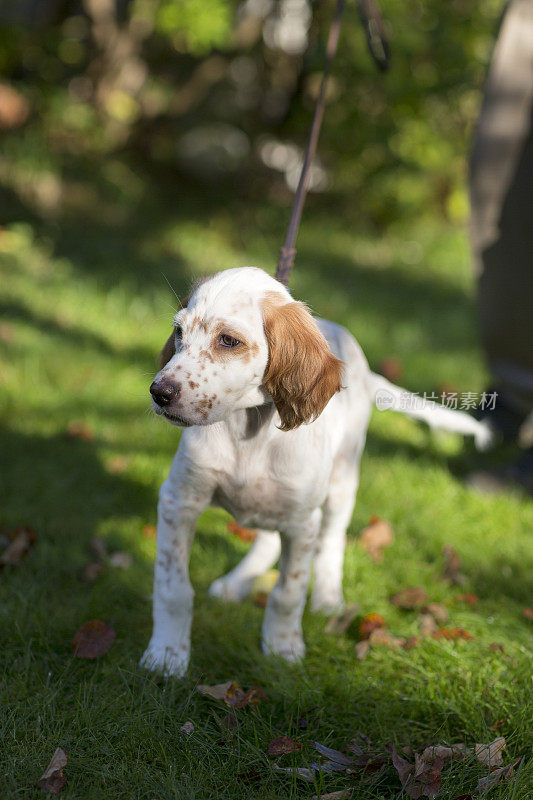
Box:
[262,632,306,663]
[208,575,250,602]
[139,641,189,678]
[310,588,345,615]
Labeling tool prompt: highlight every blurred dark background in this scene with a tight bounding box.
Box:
[0,0,502,238]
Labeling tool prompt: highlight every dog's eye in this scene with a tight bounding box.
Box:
[175,325,183,339]
[219,334,240,348]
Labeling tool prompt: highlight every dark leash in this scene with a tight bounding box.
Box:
[275,0,390,288]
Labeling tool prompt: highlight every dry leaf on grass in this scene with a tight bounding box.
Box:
[142,524,157,539]
[0,526,37,566]
[522,607,533,620]
[390,587,428,609]
[273,764,315,782]
[419,745,468,763]
[455,593,478,607]
[476,759,519,794]
[325,603,361,635]
[37,747,68,794]
[66,420,94,441]
[106,455,129,474]
[442,545,467,585]
[71,620,116,658]
[419,613,438,637]
[358,516,393,562]
[268,736,301,755]
[392,746,444,799]
[432,627,472,641]
[424,603,449,624]
[227,520,256,543]
[368,628,406,648]
[474,737,506,767]
[488,642,504,653]
[355,640,370,660]
[108,551,133,570]
[180,720,194,735]
[197,681,266,709]
[359,613,386,639]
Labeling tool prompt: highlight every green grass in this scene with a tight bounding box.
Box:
[1,158,532,800]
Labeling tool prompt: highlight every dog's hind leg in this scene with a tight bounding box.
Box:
[208,529,281,602]
[311,456,361,614]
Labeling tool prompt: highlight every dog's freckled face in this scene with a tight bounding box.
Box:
[150,275,270,426]
[150,268,343,430]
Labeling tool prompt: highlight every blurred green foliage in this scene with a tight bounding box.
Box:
[0,0,503,231]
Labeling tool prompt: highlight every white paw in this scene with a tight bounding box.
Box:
[208,575,250,602]
[310,590,345,615]
[139,642,189,678]
[262,633,306,663]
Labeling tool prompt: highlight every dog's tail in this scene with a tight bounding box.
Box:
[369,373,493,450]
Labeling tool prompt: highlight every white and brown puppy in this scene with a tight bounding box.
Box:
[141,267,490,676]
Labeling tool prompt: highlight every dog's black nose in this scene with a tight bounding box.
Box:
[150,380,179,407]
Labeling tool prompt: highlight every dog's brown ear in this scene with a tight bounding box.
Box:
[159,331,176,369]
[262,296,343,431]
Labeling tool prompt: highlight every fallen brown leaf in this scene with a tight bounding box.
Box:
[390,587,428,609]
[355,640,370,660]
[419,744,467,763]
[80,561,104,583]
[71,620,116,658]
[424,602,449,624]
[476,759,519,794]
[432,627,472,641]
[197,681,266,709]
[142,524,157,539]
[66,420,94,441]
[490,719,507,730]
[474,737,506,767]
[403,636,421,649]
[488,642,504,653]
[522,607,533,620]
[227,520,256,543]
[378,357,403,383]
[180,720,194,735]
[455,593,478,607]
[37,747,68,794]
[0,526,36,567]
[358,516,394,562]
[368,628,406,648]
[392,746,444,799]
[419,613,438,637]
[108,551,133,570]
[325,603,361,635]
[106,455,129,474]
[268,736,301,755]
[442,545,467,585]
[359,613,386,639]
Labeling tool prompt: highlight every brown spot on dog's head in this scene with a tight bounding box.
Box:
[262,294,343,431]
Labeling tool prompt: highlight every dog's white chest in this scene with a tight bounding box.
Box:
[213,462,286,529]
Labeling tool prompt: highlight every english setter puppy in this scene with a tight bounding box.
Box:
[141,267,489,676]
